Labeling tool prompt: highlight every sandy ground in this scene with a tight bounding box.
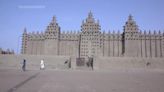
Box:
[0,69,164,92]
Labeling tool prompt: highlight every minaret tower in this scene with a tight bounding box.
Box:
[80,11,101,58]
[44,16,60,55]
[123,15,140,57]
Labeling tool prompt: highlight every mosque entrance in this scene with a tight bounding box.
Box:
[76,57,94,70]
[76,58,85,66]
[86,57,93,70]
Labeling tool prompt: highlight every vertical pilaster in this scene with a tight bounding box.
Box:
[118,30,120,57]
[113,31,115,56]
[159,30,162,57]
[154,31,157,57]
[108,31,111,57]
[139,31,143,57]
[149,31,152,58]
[21,28,28,54]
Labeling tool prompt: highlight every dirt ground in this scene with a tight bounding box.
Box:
[0,69,164,92]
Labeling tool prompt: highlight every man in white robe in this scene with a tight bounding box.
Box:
[40,59,45,70]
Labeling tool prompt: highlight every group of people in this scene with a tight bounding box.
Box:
[21,59,45,71]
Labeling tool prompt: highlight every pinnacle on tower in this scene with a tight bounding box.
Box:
[52,16,56,23]
[23,27,27,33]
[125,14,138,27]
[88,11,93,18]
[128,14,133,21]
[86,11,95,23]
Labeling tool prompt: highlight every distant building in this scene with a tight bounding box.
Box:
[0,48,14,55]
[21,11,164,58]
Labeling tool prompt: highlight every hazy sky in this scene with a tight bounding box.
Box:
[0,0,164,53]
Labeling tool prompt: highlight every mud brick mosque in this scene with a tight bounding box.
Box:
[21,11,164,59]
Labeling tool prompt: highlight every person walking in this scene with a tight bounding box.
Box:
[40,59,45,70]
[22,59,26,71]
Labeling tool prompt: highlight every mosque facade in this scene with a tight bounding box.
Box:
[21,12,164,58]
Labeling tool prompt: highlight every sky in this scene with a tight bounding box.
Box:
[0,0,164,54]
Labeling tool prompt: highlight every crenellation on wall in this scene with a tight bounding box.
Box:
[60,30,79,41]
[136,30,164,58]
[59,30,79,57]
[24,31,45,55]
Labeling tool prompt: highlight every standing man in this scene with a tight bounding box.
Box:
[40,59,45,70]
[22,59,26,71]
[90,58,93,70]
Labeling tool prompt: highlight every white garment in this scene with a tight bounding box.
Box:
[40,60,45,69]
